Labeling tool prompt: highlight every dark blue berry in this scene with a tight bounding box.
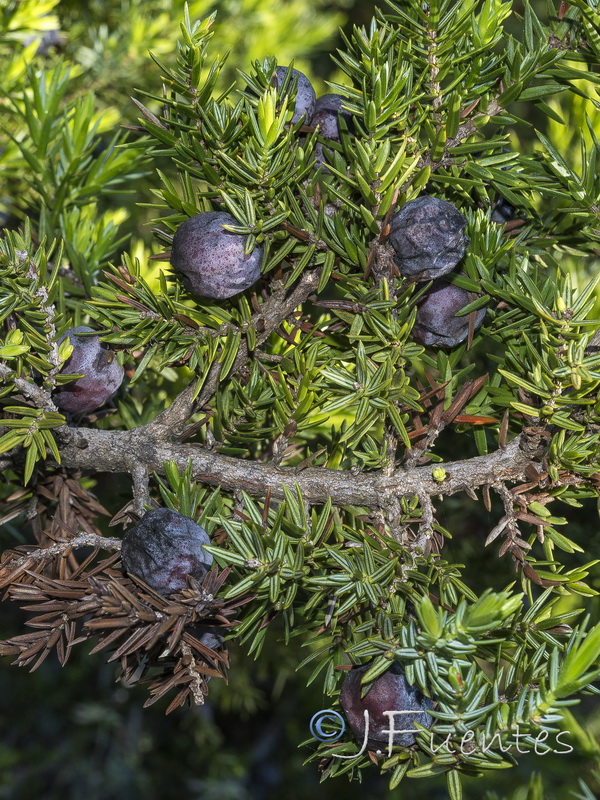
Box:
[121,508,213,596]
[274,66,316,124]
[310,94,354,169]
[340,663,434,749]
[311,94,353,139]
[52,326,123,414]
[389,196,468,281]
[412,280,486,348]
[170,212,263,300]
[491,196,515,224]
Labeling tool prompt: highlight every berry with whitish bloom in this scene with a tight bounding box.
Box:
[389,196,468,281]
[339,663,434,750]
[170,212,263,300]
[52,326,124,414]
[274,66,316,123]
[412,280,486,349]
[121,508,213,596]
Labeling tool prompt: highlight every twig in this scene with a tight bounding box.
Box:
[131,462,151,516]
[4,533,122,569]
[415,492,435,552]
[0,363,57,411]
[147,268,322,438]
[403,96,504,192]
[26,259,62,388]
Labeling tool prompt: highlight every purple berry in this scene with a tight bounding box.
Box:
[121,508,213,596]
[339,663,434,749]
[52,326,124,414]
[389,196,468,281]
[412,280,486,348]
[170,212,263,300]
[274,66,316,124]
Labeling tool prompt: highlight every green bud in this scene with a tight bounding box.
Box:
[7,329,24,345]
[528,501,550,517]
[0,344,29,358]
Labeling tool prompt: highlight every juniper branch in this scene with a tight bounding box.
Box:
[58,427,542,509]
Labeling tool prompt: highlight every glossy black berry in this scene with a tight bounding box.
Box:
[389,196,468,281]
[274,66,316,124]
[52,326,124,414]
[412,280,486,348]
[121,508,213,596]
[340,663,434,749]
[170,212,263,300]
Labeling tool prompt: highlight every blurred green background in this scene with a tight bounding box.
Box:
[1,1,599,798]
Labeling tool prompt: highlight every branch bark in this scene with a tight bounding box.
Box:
[58,426,541,508]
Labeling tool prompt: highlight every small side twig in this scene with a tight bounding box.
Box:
[2,532,122,571]
[147,268,322,438]
[415,492,435,553]
[0,363,57,412]
[131,463,151,516]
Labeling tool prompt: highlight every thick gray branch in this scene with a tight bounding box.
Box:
[59,427,538,507]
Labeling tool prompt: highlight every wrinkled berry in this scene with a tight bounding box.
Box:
[121,508,213,596]
[274,66,316,124]
[52,326,124,414]
[340,663,434,749]
[170,212,263,300]
[412,280,486,348]
[389,196,468,281]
